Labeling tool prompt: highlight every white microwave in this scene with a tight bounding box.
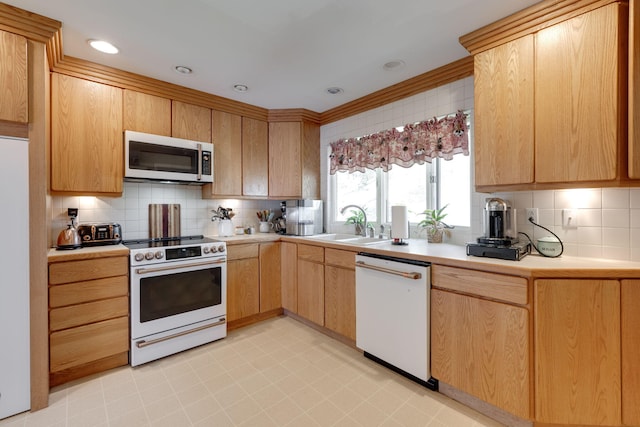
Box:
[124,130,213,184]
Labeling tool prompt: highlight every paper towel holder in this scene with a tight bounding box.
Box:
[391,205,409,245]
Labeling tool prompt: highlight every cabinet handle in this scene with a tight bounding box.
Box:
[197,143,202,181]
[355,260,422,280]
[135,259,225,275]
[135,318,226,348]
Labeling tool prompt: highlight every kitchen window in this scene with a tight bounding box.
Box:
[330,153,471,229]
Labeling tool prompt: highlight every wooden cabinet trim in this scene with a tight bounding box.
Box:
[49,296,129,331]
[49,275,128,308]
[0,30,28,123]
[432,264,528,305]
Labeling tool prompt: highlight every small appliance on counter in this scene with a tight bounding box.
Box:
[77,223,122,246]
[56,208,82,250]
[285,199,323,236]
[466,198,531,261]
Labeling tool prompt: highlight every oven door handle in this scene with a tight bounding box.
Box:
[135,259,226,275]
[135,317,227,348]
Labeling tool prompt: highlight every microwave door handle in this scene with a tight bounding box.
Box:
[197,143,202,181]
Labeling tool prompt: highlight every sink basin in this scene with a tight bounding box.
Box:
[306,234,390,246]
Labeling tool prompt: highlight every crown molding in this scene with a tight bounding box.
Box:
[0,2,60,42]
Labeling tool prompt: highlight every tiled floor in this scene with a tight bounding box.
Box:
[1,316,505,427]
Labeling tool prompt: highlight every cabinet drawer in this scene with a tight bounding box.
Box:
[227,243,259,261]
[49,256,128,285]
[325,248,356,269]
[50,296,129,331]
[50,275,128,307]
[298,244,324,263]
[50,316,129,372]
[432,265,528,305]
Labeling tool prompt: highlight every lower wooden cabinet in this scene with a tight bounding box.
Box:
[227,244,260,322]
[431,288,530,419]
[297,244,324,326]
[324,248,356,340]
[259,242,281,312]
[281,242,298,312]
[48,253,129,387]
[621,280,640,426]
[534,279,621,426]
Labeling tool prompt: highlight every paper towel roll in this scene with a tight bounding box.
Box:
[391,205,409,239]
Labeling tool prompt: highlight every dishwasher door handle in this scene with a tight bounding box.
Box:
[355,260,422,280]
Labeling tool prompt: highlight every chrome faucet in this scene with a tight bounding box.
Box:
[340,205,369,237]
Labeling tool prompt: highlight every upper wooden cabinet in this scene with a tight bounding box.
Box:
[123,90,171,136]
[462,1,628,190]
[210,110,242,196]
[269,121,320,199]
[171,100,211,142]
[0,30,27,124]
[51,73,123,194]
[242,117,269,197]
[474,35,534,187]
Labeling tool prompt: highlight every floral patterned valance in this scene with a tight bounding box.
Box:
[329,110,469,174]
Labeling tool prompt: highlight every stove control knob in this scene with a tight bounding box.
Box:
[218,245,226,253]
[155,251,164,260]
[203,246,210,254]
[210,246,218,253]
[134,253,145,262]
[145,252,154,260]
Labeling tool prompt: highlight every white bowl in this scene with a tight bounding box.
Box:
[537,236,562,257]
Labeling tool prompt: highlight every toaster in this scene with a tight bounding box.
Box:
[77,223,122,246]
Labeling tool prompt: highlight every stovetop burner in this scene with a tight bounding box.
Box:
[122,235,215,249]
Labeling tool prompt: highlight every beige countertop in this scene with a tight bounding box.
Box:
[48,244,129,263]
[208,233,282,244]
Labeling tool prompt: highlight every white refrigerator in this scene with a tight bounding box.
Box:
[0,136,30,419]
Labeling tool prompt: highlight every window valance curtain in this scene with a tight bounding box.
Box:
[329,110,469,175]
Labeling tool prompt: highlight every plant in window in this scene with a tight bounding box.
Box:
[344,209,369,235]
[418,204,450,243]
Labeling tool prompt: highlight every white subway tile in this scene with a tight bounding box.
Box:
[578,227,602,245]
[579,209,602,227]
[602,188,629,209]
[602,227,630,247]
[602,209,629,228]
[631,209,640,229]
[631,189,640,209]
[533,190,554,209]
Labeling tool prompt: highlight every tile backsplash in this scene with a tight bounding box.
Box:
[50,182,282,246]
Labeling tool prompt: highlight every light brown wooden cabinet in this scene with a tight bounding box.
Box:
[621,280,640,426]
[268,121,320,199]
[259,242,281,313]
[296,244,324,325]
[0,29,27,124]
[242,117,269,197]
[281,242,298,312]
[431,265,530,420]
[171,100,211,142]
[534,279,621,426]
[464,1,628,190]
[123,89,171,136]
[48,254,129,387]
[210,110,243,196]
[324,248,356,340]
[227,244,260,322]
[630,0,640,179]
[51,73,123,194]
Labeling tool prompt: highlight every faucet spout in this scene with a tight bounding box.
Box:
[340,204,368,237]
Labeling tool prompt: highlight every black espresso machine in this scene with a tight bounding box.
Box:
[466,198,531,261]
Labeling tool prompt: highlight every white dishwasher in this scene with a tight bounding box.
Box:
[355,253,436,389]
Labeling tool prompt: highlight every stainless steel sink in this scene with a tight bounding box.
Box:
[306,234,390,246]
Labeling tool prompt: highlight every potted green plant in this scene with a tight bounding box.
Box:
[418,204,450,243]
[344,209,368,235]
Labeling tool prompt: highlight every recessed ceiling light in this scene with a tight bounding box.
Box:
[383,60,405,71]
[174,65,193,75]
[233,84,249,93]
[326,87,344,95]
[88,39,119,54]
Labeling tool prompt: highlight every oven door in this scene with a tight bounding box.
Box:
[130,258,226,340]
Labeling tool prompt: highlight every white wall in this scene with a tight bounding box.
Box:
[320,76,640,262]
[50,183,282,244]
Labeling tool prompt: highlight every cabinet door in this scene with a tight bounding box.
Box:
[211,110,242,196]
[535,279,621,425]
[324,265,355,340]
[0,30,27,123]
[630,0,640,179]
[297,259,324,325]
[259,242,281,312]
[281,242,297,312]
[431,289,530,419]
[242,117,268,197]
[535,4,623,183]
[474,35,534,187]
[171,100,211,142]
[123,90,171,136]
[621,280,640,426]
[227,258,260,322]
[269,122,302,198]
[51,74,123,193]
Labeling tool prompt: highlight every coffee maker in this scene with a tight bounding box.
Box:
[467,198,531,260]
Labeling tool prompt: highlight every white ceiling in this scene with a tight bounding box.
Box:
[6,0,540,112]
